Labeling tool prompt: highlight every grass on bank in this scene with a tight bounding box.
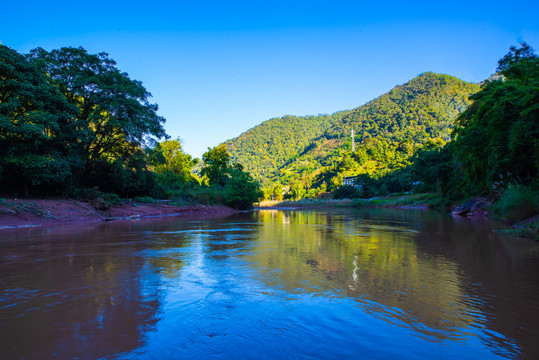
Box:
[258,198,355,208]
[258,192,440,209]
[491,183,539,223]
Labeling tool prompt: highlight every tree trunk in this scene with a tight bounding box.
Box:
[24,177,30,197]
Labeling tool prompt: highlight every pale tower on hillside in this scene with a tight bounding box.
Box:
[351,129,355,152]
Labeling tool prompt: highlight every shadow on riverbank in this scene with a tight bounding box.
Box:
[0,198,236,231]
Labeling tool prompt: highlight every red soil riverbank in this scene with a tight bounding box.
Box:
[0,198,236,230]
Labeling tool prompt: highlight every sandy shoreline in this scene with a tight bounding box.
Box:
[0,198,236,230]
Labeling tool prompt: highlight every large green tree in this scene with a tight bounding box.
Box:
[452,42,538,194]
[222,166,263,209]
[200,144,230,188]
[201,144,262,209]
[0,45,78,195]
[27,47,167,171]
[149,139,198,195]
[151,139,197,180]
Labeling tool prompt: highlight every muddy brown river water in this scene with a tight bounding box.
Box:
[1,208,538,359]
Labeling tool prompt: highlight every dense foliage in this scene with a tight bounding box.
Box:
[225,112,350,185]
[201,144,231,189]
[26,46,168,196]
[382,42,539,217]
[0,45,79,195]
[328,44,538,207]
[224,72,480,199]
[452,42,538,195]
[148,138,199,197]
[0,45,260,209]
[3,41,535,215]
[199,144,263,209]
[0,45,167,197]
[404,43,538,212]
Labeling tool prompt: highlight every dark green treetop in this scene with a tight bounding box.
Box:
[497,41,537,72]
[201,143,230,188]
[201,144,262,209]
[453,42,538,194]
[27,46,167,163]
[0,45,78,195]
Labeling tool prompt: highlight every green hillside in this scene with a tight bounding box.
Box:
[224,111,351,184]
[224,72,480,198]
[326,72,478,141]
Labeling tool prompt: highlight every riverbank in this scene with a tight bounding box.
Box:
[0,198,236,230]
[257,194,538,240]
[257,194,432,211]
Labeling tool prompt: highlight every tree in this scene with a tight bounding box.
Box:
[26,47,167,174]
[201,144,230,188]
[289,179,306,200]
[151,139,196,179]
[453,42,539,194]
[222,167,263,209]
[497,41,537,72]
[411,139,453,194]
[149,139,198,195]
[0,45,78,195]
[200,144,262,208]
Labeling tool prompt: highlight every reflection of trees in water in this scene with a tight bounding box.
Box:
[1,210,537,359]
[250,209,538,357]
[0,221,191,359]
[412,215,539,358]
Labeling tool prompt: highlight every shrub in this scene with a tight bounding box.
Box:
[222,168,263,209]
[102,193,122,206]
[492,183,539,223]
[333,185,360,199]
[134,196,156,203]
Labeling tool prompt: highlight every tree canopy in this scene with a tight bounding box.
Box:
[0,45,78,195]
[200,144,262,209]
[27,47,167,165]
[201,143,230,188]
[223,72,480,199]
[452,42,538,194]
[1,45,169,197]
[149,138,198,196]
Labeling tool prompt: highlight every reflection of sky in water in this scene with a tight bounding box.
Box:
[119,210,523,359]
[1,208,536,359]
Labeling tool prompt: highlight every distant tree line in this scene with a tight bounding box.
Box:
[335,42,538,209]
[227,72,480,200]
[0,45,261,209]
[224,43,537,209]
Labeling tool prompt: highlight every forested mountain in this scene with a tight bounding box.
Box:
[2,41,535,212]
[224,111,351,184]
[325,72,478,142]
[224,72,480,196]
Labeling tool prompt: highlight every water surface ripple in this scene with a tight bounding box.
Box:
[1,208,538,359]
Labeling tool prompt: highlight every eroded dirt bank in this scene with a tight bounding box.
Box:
[0,198,236,230]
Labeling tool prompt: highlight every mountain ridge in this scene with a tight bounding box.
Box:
[224,72,480,191]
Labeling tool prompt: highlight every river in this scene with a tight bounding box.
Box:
[0,208,538,359]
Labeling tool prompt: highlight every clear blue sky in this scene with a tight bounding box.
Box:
[2,0,538,158]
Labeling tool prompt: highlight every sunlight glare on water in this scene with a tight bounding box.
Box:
[0,208,538,359]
